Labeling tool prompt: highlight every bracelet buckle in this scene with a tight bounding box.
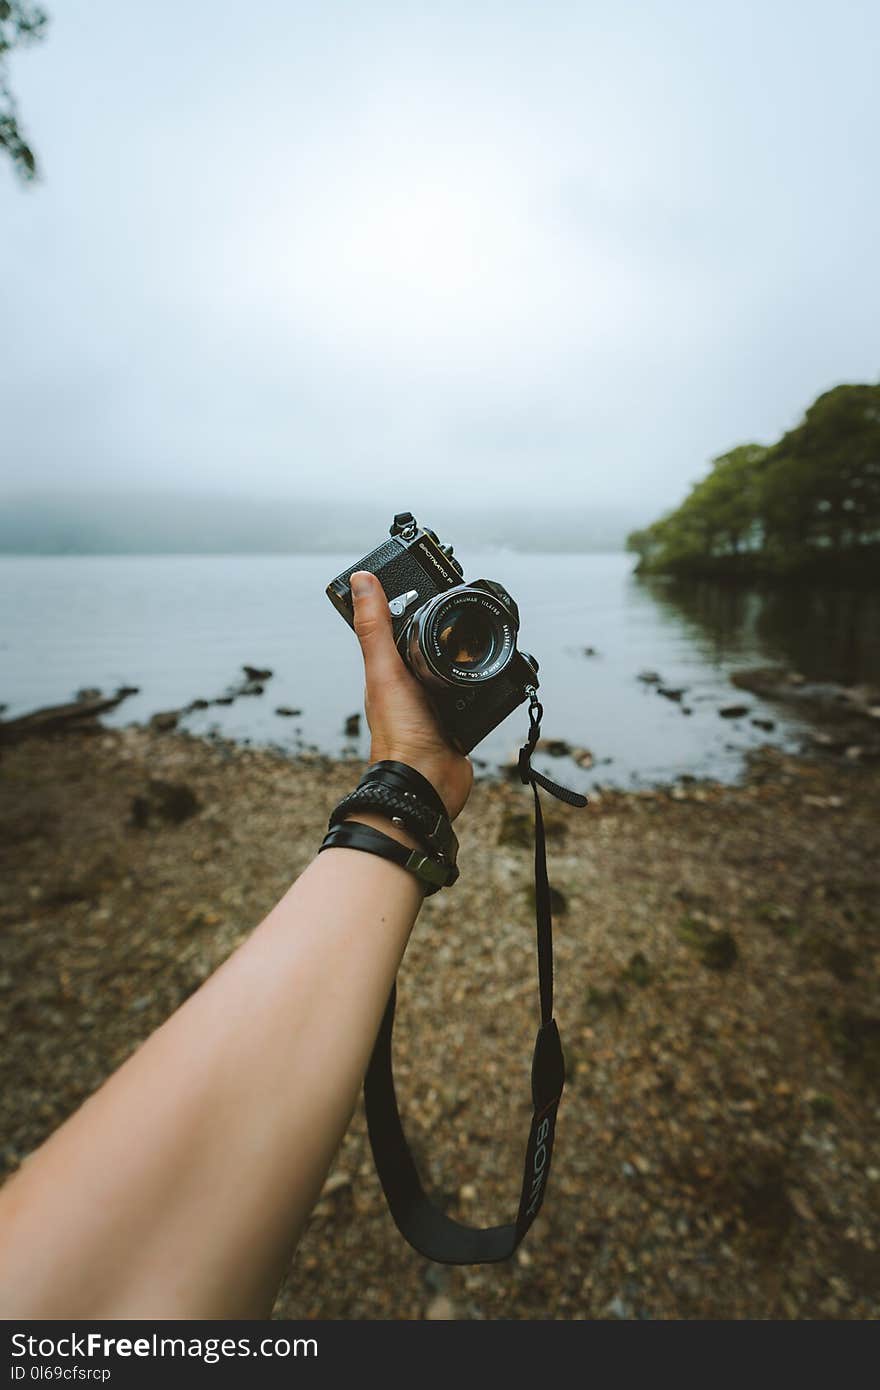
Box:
[405,849,458,889]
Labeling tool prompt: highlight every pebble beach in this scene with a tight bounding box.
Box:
[1,723,878,1319]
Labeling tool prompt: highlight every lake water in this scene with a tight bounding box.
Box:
[1,553,877,791]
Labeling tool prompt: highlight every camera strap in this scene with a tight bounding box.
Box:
[363,693,587,1263]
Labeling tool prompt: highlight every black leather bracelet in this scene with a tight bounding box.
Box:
[319,821,454,894]
[361,760,449,820]
[330,782,458,870]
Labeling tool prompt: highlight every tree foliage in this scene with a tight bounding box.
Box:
[0,1,49,181]
[628,384,880,583]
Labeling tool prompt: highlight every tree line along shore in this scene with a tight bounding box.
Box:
[627,382,880,583]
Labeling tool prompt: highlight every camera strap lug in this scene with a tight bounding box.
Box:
[390,512,418,540]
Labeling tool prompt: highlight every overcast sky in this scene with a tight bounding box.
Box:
[2,0,878,521]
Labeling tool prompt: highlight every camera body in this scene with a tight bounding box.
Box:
[326,513,539,753]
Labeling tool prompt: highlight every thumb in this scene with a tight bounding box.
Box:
[350,571,403,685]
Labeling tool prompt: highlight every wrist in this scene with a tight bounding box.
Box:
[368,748,468,821]
[325,767,461,894]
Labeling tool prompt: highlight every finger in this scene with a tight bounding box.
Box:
[350,571,406,687]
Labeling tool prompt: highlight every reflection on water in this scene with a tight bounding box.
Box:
[640,576,880,687]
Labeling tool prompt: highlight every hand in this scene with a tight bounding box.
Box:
[350,571,473,821]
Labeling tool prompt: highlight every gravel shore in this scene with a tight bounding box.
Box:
[1,726,878,1319]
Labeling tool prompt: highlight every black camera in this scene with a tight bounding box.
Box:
[326,512,539,753]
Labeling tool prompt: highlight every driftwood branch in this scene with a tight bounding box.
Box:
[0,688,138,746]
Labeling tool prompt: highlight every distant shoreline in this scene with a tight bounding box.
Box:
[0,546,631,558]
[0,492,644,558]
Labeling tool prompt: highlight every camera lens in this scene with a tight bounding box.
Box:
[406,585,516,688]
[436,604,497,671]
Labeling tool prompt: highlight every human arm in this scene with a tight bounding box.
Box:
[0,571,471,1319]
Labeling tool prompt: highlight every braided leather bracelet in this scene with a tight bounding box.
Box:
[322,760,459,891]
[329,782,458,869]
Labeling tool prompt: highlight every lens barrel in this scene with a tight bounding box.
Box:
[405,585,517,688]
